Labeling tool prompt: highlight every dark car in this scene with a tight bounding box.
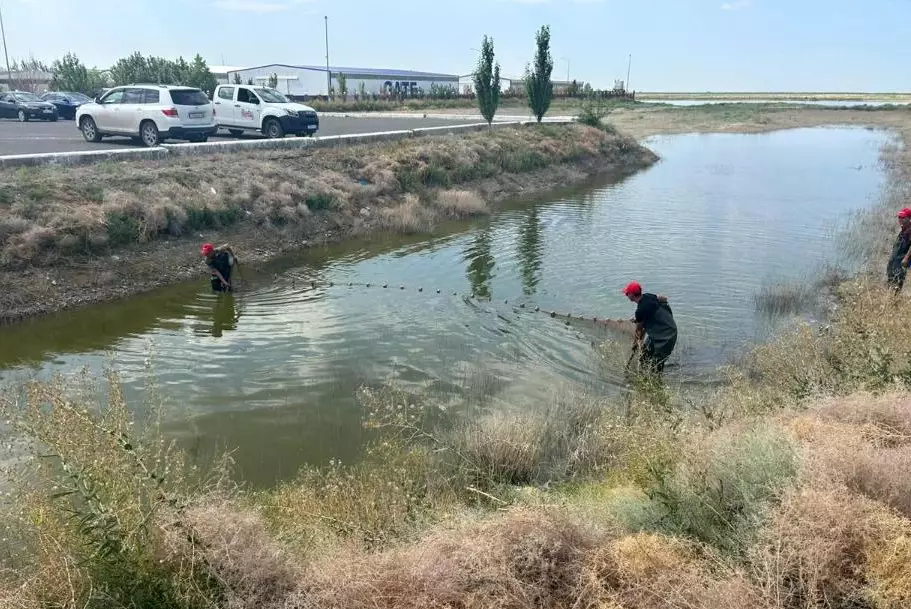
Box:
[41,91,91,120]
[0,91,58,122]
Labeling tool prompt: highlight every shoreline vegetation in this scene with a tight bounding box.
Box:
[0,123,656,324]
[1,103,911,608]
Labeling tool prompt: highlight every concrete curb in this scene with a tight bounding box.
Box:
[0,146,169,169]
[319,111,578,122]
[0,119,572,168]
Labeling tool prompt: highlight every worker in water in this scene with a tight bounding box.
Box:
[623,281,678,374]
[886,208,911,294]
[201,243,237,293]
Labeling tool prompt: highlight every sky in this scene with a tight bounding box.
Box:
[2,0,909,92]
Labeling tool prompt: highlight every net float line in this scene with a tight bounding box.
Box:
[285,278,637,336]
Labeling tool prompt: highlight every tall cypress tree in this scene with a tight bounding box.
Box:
[473,36,501,126]
[525,25,554,123]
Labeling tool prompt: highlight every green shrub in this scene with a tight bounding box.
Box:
[105,211,140,246]
[639,424,798,554]
[305,193,335,211]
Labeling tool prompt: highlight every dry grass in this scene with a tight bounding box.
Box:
[296,507,600,609]
[0,125,653,269]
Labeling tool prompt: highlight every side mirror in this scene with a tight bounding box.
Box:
[94,97,101,104]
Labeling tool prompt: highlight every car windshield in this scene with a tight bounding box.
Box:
[255,88,289,103]
[13,92,41,102]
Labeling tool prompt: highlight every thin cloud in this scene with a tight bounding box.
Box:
[721,0,752,9]
[212,0,312,13]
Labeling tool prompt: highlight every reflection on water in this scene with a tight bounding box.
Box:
[0,127,891,487]
[517,208,543,296]
[465,229,496,300]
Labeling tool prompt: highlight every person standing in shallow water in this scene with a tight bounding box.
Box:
[886,208,911,294]
[201,243,237,293]
[623,281,678,374]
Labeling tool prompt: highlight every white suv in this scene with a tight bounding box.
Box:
[76,84,217,147]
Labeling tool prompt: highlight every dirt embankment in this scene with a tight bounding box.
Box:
[0,124,657,324]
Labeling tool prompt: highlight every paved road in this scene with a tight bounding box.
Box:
[0,116,483,156]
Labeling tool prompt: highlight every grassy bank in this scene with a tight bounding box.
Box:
[0,123,656,323]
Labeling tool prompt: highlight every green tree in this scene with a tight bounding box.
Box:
[186,55,217,96]
[247,78,255,85]
[525,25,554,123]
[50,53,90,93]
[233,72,242,85]
[473,35,501,126]
[337,72,348,102]
[267,72,278,89]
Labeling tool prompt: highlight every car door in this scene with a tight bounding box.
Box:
[95,88,125,132]
[214,86,235,125]
[119,88,147,133]
[0,94,15,118]
[234,87,261,129]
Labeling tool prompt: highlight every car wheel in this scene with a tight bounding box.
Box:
[140,120,161,147]
[80,117,102,142]
[228,129,244,137]
[17,110,27,122]
[264,118,284,139]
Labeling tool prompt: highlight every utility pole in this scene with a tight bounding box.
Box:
[324,15,331,99]
[0,2,12,91]
[626,53,632,93]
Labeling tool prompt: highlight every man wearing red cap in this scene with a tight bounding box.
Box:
[201,242,237,293]
[622,281,677,374]
[887,208,911,293]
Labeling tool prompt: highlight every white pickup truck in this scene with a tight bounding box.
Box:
[212,84,319,139]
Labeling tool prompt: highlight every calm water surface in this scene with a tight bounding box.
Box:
[0,127,890,486]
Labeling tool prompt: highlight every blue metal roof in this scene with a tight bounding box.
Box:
[228,63,458,79]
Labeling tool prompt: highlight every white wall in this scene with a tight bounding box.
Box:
[335,75,458,97]
[227,65,458,98]
[228,66,328,97]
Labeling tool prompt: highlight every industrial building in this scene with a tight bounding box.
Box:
[225,64,459,98]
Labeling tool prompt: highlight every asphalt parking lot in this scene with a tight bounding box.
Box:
[0,115,485,156]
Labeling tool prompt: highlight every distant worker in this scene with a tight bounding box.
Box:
[201,243,237,293]
[623,281,678,374]
[886,208,911,294]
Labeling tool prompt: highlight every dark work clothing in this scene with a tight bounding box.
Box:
[634,293,678,373]
[641,335,676,373]
[207,251,233,293]
[887,228,911,293]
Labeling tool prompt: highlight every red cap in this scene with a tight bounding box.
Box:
[898,208,911,219]
[201,243,214,256]
[622,281,642,297]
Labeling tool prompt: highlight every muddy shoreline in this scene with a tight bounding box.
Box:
[0,146,654,325]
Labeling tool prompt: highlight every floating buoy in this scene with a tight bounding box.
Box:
[400,285,405,290]
[329,282,334,287]
[520,303,525,308]
[366,283,371,288]
[505,300,508,304]
[383,283,388,289]
[535,307,540,312]
[550,312,556,318]
[436,289,441,294]
[310,281,316,288]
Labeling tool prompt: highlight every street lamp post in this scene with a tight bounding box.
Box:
[324,16,331,99]
[560,57,570,84]
[0,2,12,91]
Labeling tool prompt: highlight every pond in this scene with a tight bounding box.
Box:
[0,127,891,487]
